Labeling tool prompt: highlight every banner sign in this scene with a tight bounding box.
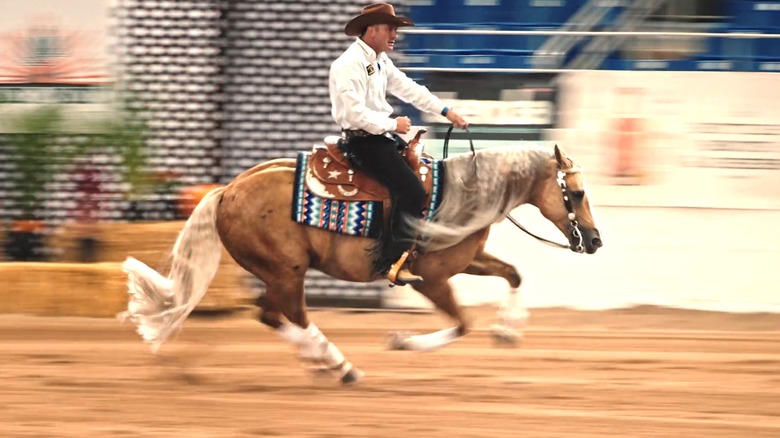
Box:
[0,1,114,131]
[554,70,780,210]
[422,99,554,127]
[399,71,558,144]
[0,1,111,86]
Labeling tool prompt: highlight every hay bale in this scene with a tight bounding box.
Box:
[50,221,254,311]
[0,262,127,317]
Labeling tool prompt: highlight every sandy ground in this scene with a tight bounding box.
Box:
[1,306,779,438]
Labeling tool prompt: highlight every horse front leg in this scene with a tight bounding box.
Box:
[387,279,469,352]
[462,251,529,346]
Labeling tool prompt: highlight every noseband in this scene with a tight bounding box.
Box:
[557,167,584,253]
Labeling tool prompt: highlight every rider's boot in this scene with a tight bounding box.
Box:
[386,250,423,285]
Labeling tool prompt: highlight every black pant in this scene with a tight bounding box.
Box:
[343,134,426,273]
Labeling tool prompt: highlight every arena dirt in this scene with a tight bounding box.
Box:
[1,306,779,437]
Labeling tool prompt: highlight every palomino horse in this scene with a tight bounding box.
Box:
[120,143,602,384]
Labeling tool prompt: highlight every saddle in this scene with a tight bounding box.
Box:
[306,129,436,212]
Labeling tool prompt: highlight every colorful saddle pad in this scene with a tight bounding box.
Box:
[291,152,444,238]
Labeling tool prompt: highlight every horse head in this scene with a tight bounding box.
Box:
[534,145,602,254]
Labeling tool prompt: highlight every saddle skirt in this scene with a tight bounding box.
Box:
[291,130,444,238]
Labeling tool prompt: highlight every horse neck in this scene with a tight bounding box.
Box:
[414,147,550,251]
[442,147,548,214]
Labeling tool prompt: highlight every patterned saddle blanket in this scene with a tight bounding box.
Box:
[291,151,444,238]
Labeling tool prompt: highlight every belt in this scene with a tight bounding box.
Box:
[342,129,373,140]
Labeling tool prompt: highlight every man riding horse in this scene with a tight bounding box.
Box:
[120,2,604,387]
[329,2,468,285]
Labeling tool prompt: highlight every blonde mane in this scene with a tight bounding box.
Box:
[412,144,552,251]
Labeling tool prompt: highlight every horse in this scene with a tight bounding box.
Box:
[119,141,602,385]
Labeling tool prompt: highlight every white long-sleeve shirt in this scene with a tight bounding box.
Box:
[329,38,446,135]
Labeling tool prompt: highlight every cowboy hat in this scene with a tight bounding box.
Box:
[344,3,415,36]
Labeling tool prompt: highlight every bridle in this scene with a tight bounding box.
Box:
[442,126,583,252]
[506,166,584,253]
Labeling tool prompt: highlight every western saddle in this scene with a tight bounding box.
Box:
[305,129,436,213]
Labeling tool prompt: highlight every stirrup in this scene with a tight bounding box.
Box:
[386,251,423,286]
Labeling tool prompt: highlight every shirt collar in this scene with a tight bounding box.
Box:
[355,38,380,63]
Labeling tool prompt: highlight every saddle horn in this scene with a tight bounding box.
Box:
[410,128,427,147]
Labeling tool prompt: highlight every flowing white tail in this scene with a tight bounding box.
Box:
[118,187,226,352]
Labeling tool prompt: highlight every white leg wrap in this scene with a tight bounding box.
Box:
[497,288,530,329]
[322,342,347,369]
[293,324,353,377]
[275,322,307,346]
[305,323,327,343]
[403,327,460,352]
[297,323,328,361]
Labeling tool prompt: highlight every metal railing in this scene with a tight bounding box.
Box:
[399,28,780,73]
[401,28,780,39]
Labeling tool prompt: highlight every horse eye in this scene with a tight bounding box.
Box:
[571,190,585,200]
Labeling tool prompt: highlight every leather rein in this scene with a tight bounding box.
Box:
[441,126,578,251]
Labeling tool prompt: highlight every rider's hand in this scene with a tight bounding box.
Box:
[395,116,411,134]
[395,116,412,134]
[446,109,468,129]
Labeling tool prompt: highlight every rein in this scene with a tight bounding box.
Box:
[440,126,577,251]
[505,213,570,249]
[442,125,478,186]
[442,125,477,158]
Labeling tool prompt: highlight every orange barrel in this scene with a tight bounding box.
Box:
[177,184,222,218]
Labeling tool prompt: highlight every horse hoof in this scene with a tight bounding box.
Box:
[340,367,364,385]
[386,331,414,351]
[490,324,522,347]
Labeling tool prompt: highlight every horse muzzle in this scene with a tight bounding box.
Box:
[570,226,602,254]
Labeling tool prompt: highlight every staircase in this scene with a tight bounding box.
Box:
[567,0,669,69]
[532,0,627,68]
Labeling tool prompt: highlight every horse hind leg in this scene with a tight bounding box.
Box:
[387,279,468,352]
[463,251,529,346]
[258,276,363,385]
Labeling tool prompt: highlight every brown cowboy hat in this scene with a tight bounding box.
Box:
[344,3,415,37]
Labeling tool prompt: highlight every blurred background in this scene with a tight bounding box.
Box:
[0,0,778,317]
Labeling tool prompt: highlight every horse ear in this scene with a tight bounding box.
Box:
[554,144,565,167]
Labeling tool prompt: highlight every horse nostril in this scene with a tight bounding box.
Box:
[592,237,603,248]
